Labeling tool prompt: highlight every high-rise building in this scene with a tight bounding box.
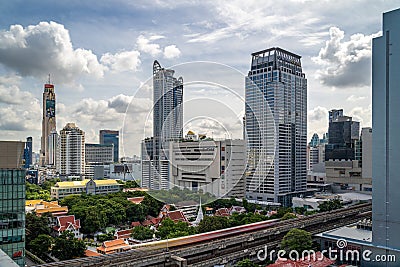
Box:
[141,61,183,190]
[372,8,400,252]
[23,137,32,169]
[0,141,26,267]
[40,83,56,166]
[60,123,85,177]
[85,143,114,178]
[325,110,360,161]
[48,130,60,172]
[245,47,307,206]
[99,130,119,163]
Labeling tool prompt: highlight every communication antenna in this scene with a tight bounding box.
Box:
[48,74,51,84]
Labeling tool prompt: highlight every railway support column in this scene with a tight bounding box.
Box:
[171,255,187,267]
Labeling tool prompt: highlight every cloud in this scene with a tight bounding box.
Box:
[100,50,141,72]
[348,105,372,127]
[0,75,34,104]
[0,98,41,131]
[347,94,366,102]
[312,27,381,88]
[308,106,329,139]
[0,21,105,83]
[163,45,181,59]
[136,35,163,56]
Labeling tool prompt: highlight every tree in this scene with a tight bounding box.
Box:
[82,207,107,234]
[156,218,196,239]
[126,203,146,222]
[26,182,51,201]
[29,234,53,258]
[281,213,296,220]
[131,226,154,240]
[236,259,259,267]
[280,228,313,255]
[318,199,343,212]
[197,216,229,233]
[26,213,51,244]
[52,231,86,260]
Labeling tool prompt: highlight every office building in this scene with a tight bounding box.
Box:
[99,130,119,163]
[23,137,32,169]
[245,47,308,206]
[141,61,183,190]
[60,123,85,177]
[325,110,360,161]
[85,143,114,178]
[0,141,26,267]
[372,7,400,253]
[50,179,122,199]
[170,136,246,198]
[40,83,56,166]
[48,130,60,172]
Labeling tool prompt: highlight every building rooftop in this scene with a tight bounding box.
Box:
[53,179,120,188]
[318,224,372,244]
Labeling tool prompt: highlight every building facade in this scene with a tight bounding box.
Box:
[141,61,183,190]
[245,47,307,206]
[51,179,122,199]
[60,123,85,177]
[40,83,56,166]
[372,8,400,253]
[100,130,119,163]
[170,138,246,198]
[48,130,60,172]
[23,137,32,169]
[0,141,26,267]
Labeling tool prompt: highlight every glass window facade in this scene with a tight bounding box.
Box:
[0,169,25,267]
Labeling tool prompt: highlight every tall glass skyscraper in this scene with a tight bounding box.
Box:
[0,141,26,267]
[100,130,119,163]
[245,47,307,206]
[141,61,183,190]
[23,137,32,169]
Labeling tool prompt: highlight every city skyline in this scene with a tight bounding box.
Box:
[1,1,400,156]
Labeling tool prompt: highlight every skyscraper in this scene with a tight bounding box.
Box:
[141,61,183,190]
[48,130,60,172]
[23,137,32,169]
[325,110,360,161]
[372,8,400,252]
[60,123,85,177]
[0,141,26,267]
[245,47,307,206]
[99,130,119,163]
[40,83,56,166]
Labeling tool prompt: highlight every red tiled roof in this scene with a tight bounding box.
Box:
[115,229,132,239]
[215,208,230,217]
[166,210,188,223]
[131,221,141,227]
[54,215,80,232]
[267,252,336,267]
[142,217,160,226]
[85,250,101,257]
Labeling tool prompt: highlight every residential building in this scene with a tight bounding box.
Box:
[170,137,246,198]
[100,130,119,163]
[47,130,60,171]
[60,123,85,177]
[0,141,26,267]
[245,47,308,206]
[53,215,82,239]
[325,110,360,161]
[141,61,183,190]
[372,7,400,257]
[50,178,122,199]
[40,83,57,166]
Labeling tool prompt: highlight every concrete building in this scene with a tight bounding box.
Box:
[372,7,400,257]
[85,143,114,178]
[361,127,372,179]
[40,83,57,166]
[48,130,60,171]
[50,179,122,199]
[60,123,85,177]
[100,130,119,163]
[325,110,360,161]
[245,47,308,206]
[0,141,26,267]
[171,138,246,198]
[325,160,371,192]
[23,137,33,169]
[141,61,183,190]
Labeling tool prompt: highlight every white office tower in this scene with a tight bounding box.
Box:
[245,47,307,206]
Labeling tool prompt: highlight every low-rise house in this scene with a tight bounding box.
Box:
[164,210,188,223]
[131,221,141,227]
[229,206,246,215]
[142,216,161,227]
[114,229,132,241]
[53,215,83,239]
[215,208,230,217]
[96,239,131,255]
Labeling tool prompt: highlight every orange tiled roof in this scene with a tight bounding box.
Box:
[127,197,144,204]
[97,239,130,254]
[85,250,101,257]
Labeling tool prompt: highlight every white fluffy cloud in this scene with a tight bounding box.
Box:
[312,27,381,88]
[163,45,181,59]
[0,75,33,104]
[308,106,329,138]
[0,98,41,131]
[101,50,141,72]
[0,22,105,83]
[136,35,163,56]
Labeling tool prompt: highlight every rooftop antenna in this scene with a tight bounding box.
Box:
[48,74,51,84]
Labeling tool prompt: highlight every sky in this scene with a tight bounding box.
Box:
[0,0,399,157]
